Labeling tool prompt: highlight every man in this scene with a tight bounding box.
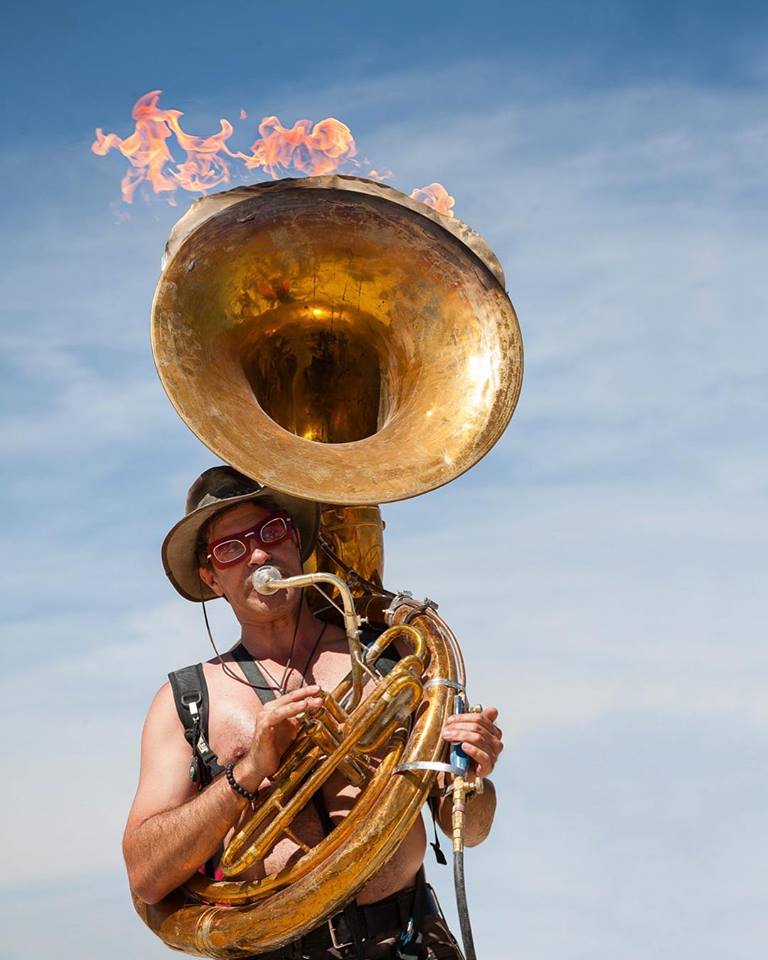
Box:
[124,466,504,959]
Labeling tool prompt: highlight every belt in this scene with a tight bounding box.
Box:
[299,883,438,951]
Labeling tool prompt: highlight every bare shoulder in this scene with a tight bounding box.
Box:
[125,680,196,832]
[144,678,181,734]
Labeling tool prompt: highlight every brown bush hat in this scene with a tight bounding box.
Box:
[162,465,320,602]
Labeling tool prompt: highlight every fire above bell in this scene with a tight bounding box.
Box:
[151,174,523,506]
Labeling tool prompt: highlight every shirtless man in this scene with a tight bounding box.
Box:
[124,466,504,959]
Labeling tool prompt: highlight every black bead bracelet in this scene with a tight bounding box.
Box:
[225,762,259,804]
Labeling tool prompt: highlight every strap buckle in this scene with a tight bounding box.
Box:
[327,913,354,950]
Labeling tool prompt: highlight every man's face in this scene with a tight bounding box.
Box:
[198,501,303,624]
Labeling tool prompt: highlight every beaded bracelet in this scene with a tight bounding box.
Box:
[225,762,259,805]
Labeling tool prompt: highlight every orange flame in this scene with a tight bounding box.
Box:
[409,182,455,218]
[92,90,237,203]
[245,116,356,177]
[93,92,358,204]
[93,92,456,215]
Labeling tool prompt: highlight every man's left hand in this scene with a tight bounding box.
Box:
[441,706,503,780]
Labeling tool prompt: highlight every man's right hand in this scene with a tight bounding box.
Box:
[234,685,324,791]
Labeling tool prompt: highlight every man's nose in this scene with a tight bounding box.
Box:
[247,542,271,565]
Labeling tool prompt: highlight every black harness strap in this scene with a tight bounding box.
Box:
[168,663,224,879]
[231,644,278,702]
[169,647,280,787]
[168,664,224,786]
[395,868,429,959]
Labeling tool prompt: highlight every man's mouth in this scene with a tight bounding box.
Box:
[247,566,284,591]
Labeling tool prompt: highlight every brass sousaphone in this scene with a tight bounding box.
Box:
[138,176,523,957]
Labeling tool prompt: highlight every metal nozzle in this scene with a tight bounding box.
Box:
[251,566,282,595]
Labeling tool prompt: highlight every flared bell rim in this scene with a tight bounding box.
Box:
[152,176,523,506]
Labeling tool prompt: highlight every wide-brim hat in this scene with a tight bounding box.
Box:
[162,465,320,602]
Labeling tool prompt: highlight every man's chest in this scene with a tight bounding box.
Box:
[204,646,357,763]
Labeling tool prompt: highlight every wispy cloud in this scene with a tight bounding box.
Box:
[2,50,767,960]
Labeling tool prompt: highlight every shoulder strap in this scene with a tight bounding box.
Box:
[231,644,277,704]
[168,663,223,786]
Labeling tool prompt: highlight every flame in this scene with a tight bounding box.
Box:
[409,182,455,218]
[92,91,238,203]
[245,116,356,177]
[93,92,456,214]
[93,92,358,203]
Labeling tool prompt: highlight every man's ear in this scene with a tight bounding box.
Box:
[199,565,225,598]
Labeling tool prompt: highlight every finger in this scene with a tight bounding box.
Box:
[441,729,501,759]
[443,721,502,744]
[263,685,322,714]
[458,742,494,777]
[271,684,322,705]
[446,713,500,736]
[442,729,503,766]
[266,695,323,724]
[482,706,499,723]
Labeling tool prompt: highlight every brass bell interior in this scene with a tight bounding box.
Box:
[151,178,523,507]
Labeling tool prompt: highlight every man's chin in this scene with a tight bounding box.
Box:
[241,584,298,616]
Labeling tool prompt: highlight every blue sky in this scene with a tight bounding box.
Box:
[2,3,767,959]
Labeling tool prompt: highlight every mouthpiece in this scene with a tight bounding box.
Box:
[251,566,282,595]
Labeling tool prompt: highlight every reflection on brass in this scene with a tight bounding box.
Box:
[303,504,385,620]
[151,174,523,506]
[140,175,523,956]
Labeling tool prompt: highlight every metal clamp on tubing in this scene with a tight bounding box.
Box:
[424,678,466,693]
[393,760,468,778]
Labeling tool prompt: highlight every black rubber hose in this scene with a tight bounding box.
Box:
[453,849,477,960]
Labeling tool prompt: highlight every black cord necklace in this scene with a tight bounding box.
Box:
[257,621,328,694]
[202,591,327,694]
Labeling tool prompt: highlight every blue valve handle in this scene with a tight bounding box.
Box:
[450,693,471,775]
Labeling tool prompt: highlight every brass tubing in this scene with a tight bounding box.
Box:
[184,738,406,907]
[220,664,423,876]
[136,603,460,957]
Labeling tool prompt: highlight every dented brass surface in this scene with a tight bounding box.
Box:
[151,175,523,506]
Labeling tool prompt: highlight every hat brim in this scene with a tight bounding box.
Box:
[162,488,320,602]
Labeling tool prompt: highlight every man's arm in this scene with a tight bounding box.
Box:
[123,681,322,904]
[435,705,504,847]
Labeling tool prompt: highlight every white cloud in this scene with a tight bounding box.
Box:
[2,56,767,960]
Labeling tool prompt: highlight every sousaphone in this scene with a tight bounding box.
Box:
[138,175,523,957]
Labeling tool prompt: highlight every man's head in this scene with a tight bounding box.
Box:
[196,498,308,623]
[162,465,319,602]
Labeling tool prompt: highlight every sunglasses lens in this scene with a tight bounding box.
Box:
[212,539,247,565]
[260,518,289,543]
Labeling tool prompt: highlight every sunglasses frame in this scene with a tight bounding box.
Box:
[206,512,294,568]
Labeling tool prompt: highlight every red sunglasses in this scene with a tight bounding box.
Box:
[206,512,293,568]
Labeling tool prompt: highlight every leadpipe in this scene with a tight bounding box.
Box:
[251,566,366,708]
